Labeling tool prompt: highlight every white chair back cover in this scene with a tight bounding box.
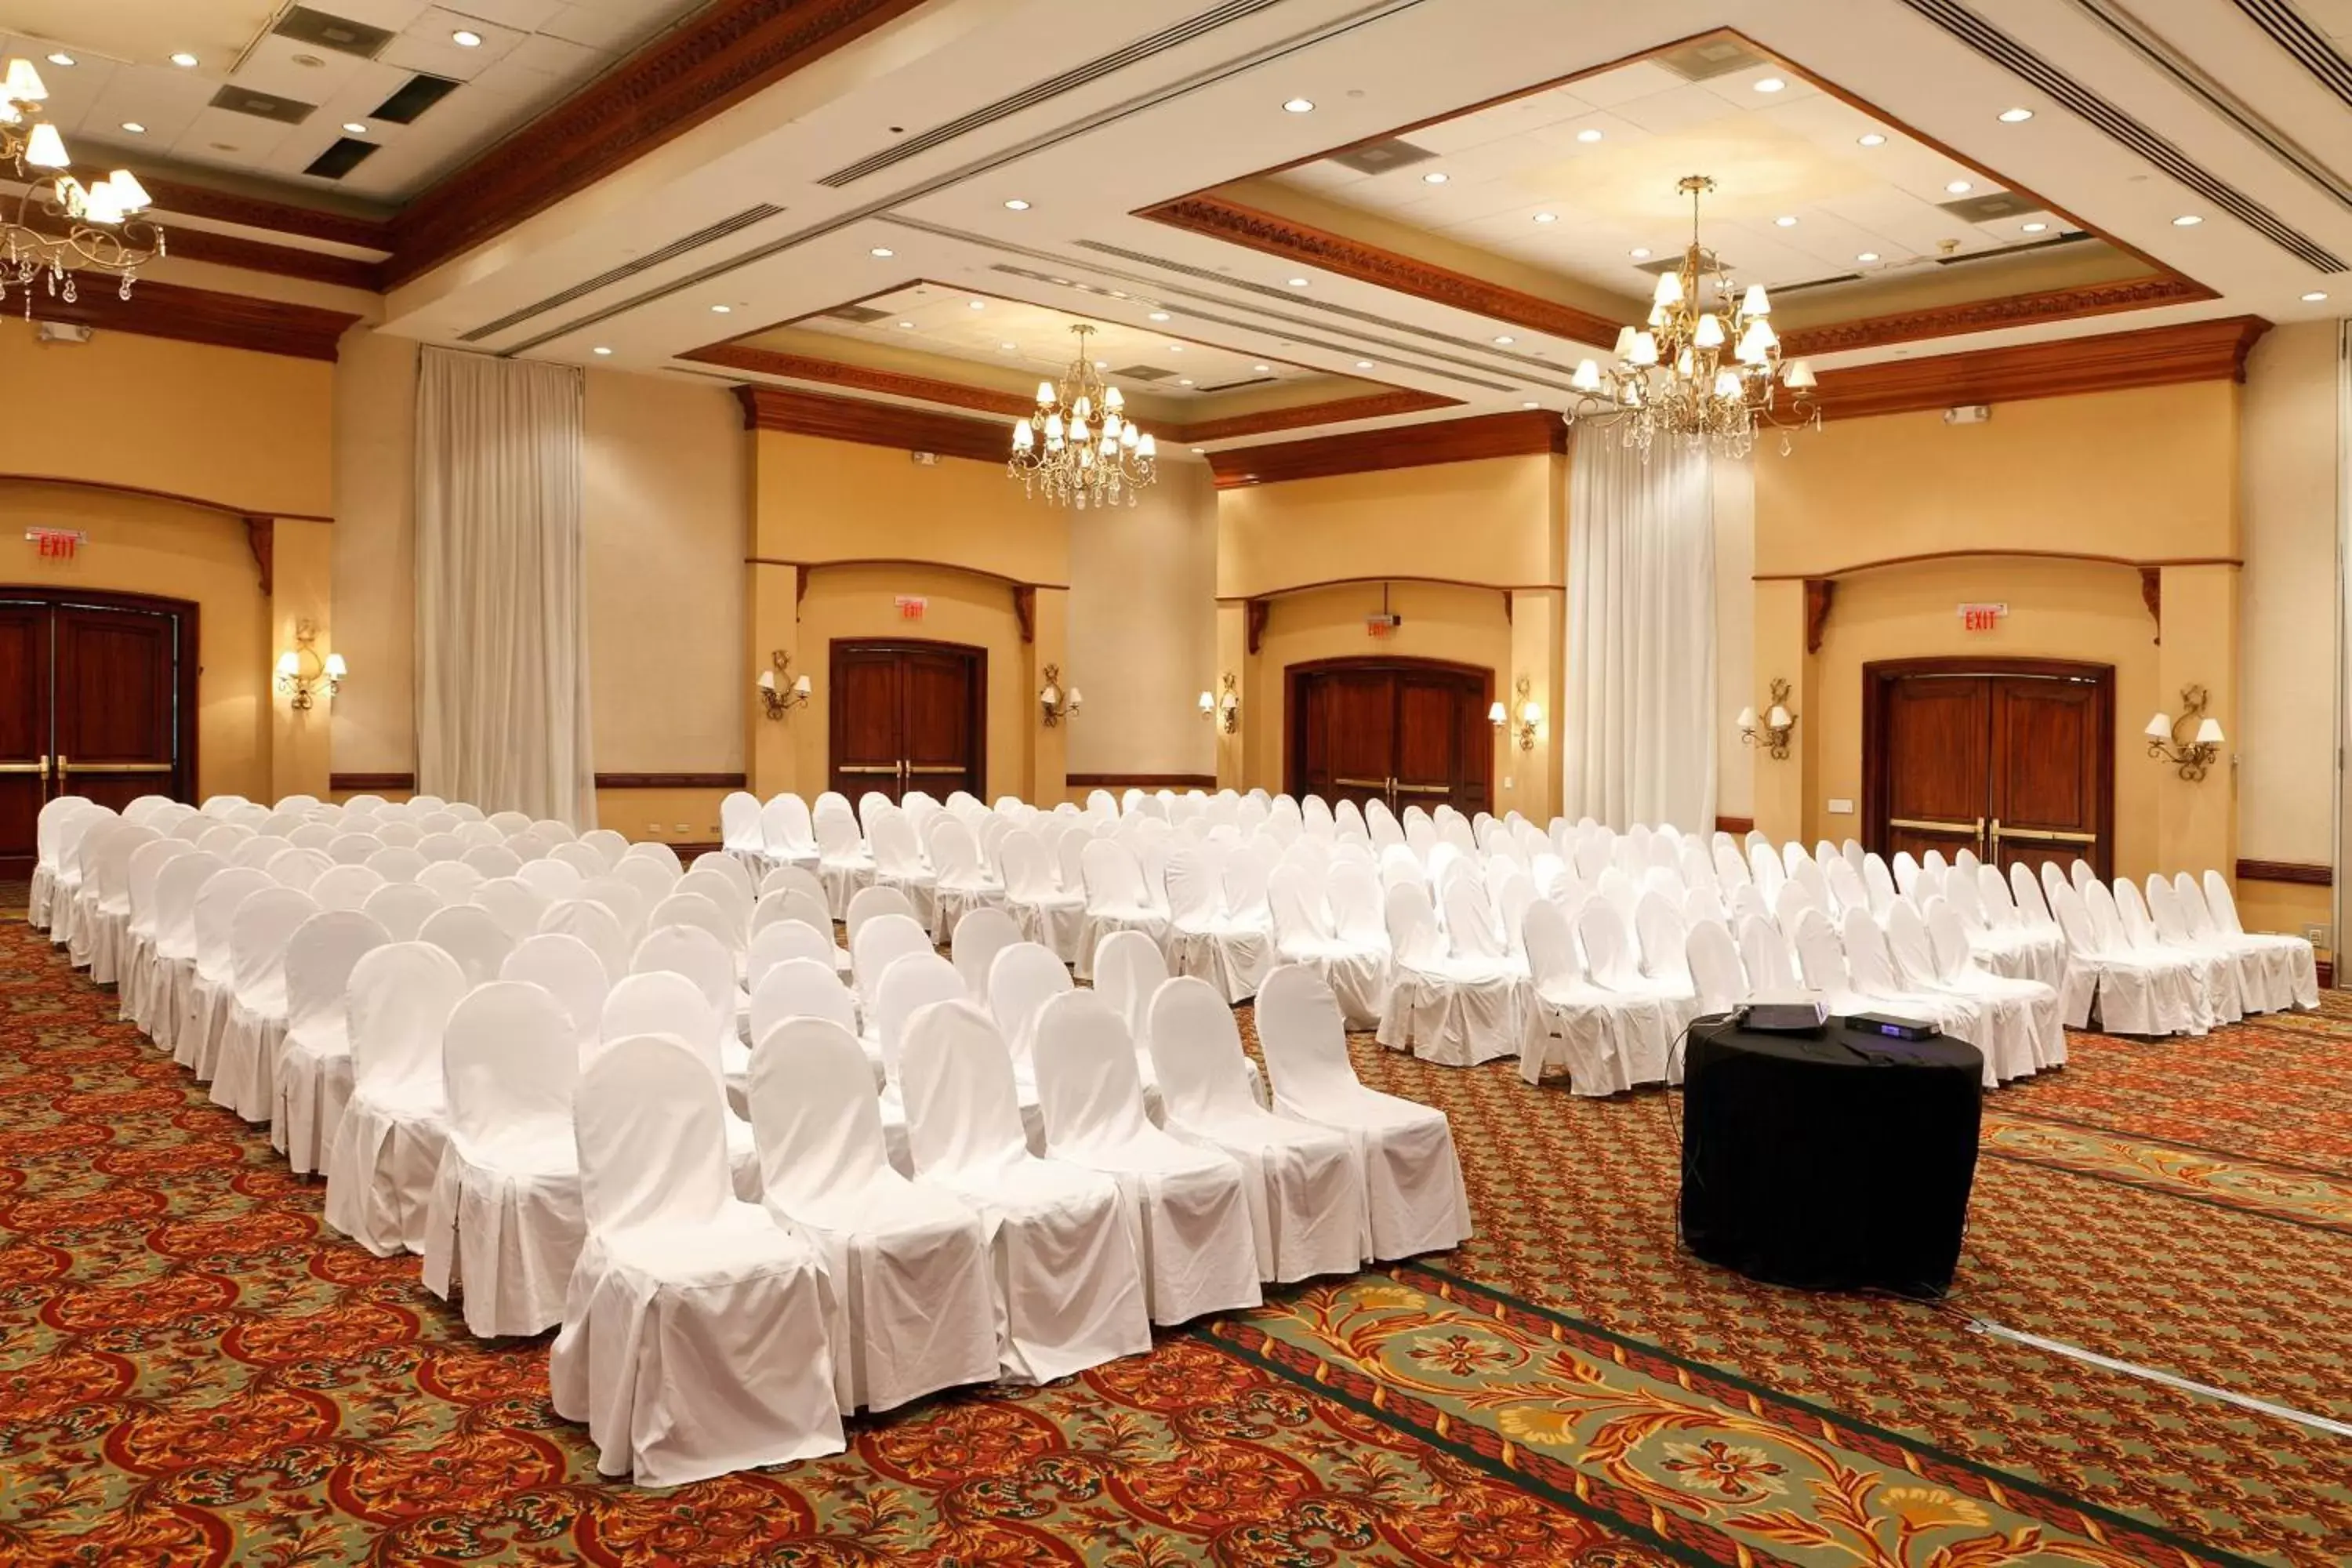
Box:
[749,917,835,983]
[1790,909,1853,994]
[462,844,524,880]
[418,904,516,987]
[284,911,392,1041]
[2013,862,2058,927]
[1093,929,1169,1045]
[601,971,717,1065]
[194,867,278,976]
[577,877,647,940]
[549,842,608,880]
[366,847,429,884]
[516,858,585,902]
[761,794,817,859]
[2200,869,2247,935]
[537,898,631,980]
[851,913,932,1013]
[1736,916,1797,990]
[750,958,858,1045]
[154,852,228,956]
[503,933,611,1051]
[986,941,1073,1071]
[308,863,385,913]
[680,864,752,924]
[1924,899,1983,984]
[1575,902,1645,989]
[360,882,442,942]
[898,999,1029,1175]
[648,891,744,966]
[1685,920,1745,1012]
[630,925,738,1030]
[475,877,552,942]
[746,1016,898,1212]
[328,836,383,866]
[1632,891,1690,982]
[874,952,965,1081]
[1882,901,1943,989]
[612,855,678,913]
[1145,976,1266,1127]
[418,833,468,863]
[1031,990,1158,1151]
[347,942,469,1098]
[416,862,485,903]
[846,885,917,942]
[949,906,1022,998]
[444,982,578,1161]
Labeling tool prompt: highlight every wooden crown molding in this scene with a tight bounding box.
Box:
[1207,409,1563,489]
[1142,193,1626,348]
[386,0,928,285]
[161,227,385,292]
[140,174,394,253]
[2236,858,2330,887]
[735,383,1010,464]
[698,343,1463,445]
[1809,314,2270,422]
[1777,274,2217,358]
[24,278,359,362]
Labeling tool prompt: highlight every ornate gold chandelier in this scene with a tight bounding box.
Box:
[2,56,164,316]
[1566,176,1818,459]
[1007,324,1158,509]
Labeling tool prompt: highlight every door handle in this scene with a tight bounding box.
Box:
[1393,782,1452,796]
[73,761,173,774]
[1333,775,1388,790]
[1997,824,2098,844]
[0,759,46,776]
[1890,816,1983,839]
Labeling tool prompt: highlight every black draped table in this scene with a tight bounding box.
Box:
[1679,1014,1982,1297]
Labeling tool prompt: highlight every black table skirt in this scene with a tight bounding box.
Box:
[1679,1014,1983,1297]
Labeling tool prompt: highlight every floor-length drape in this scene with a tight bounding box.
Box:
[1562,427,1716,831]
[415,347,595,826]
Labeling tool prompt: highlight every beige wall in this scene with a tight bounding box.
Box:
[1066,460,1218,780]
[585,368,748,775]
[330,326,418,775]
[1713,458,1756,821]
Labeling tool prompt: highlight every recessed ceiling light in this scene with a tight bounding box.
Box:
[1283,97,1314,114]
[896,320,914,328]
[1252,363,1269,372]
[170,51,199,67]
[1522,401,1540,409]
[869,246,893,257]
[710,303,731,313]
[1094,360,1109,369]
[1148,310,1171,321]
[1166,344,1182,353]
[343,122,369,134]
[1422,172,1449,184]
[1178,379,1194,387]
[1354,359,1374,368]
[1533,211,1558,223]
[2303,291,2328,302]
[1773,215,1798,227]
[1004,198,1029,210]
[1493,334,1515,345]
[121,122,146,134]
[1857,132,1886,147]
[1287,277,1309,287]
[1857,251,1879,262]
[1945,180,1973,194]
[592,347,612,356]
[45,52,73,67]
[999,341,1016,350]
[1998,107,2034,122]
[1753,77,1786,93]
[452,29,483,46]
[1576,128,1603,143]
[967,299,985,309]
[2172,213,2202,226]
[1192,447,1205,454]
[1629,247,1651,259]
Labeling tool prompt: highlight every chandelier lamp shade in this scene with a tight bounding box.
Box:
[1566,176,1817,459]
[1007,323,1158,509]
[2,56,165,314]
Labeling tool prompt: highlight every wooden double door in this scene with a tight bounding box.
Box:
[828,639,986,804]
[1862,658,2113,880]
[0,589,198,878]
[1287,657,1492,818]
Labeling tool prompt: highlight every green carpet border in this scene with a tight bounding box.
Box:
[1994,1106,2352,1181]
[1977,1145,2352,1237]
[1393,1261,2274,1568]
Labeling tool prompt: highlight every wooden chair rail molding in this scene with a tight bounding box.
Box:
[328,772,416,793]
[1207,409,1564,489]
[2238,859,2331,886]
[1715,815,1756,836]
[594,773,749,790]
[1066,773,1219,790]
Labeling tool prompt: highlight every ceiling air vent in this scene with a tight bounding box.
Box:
[1200,375,1276,392]
[1938,190,2034,222]
[459,202,789,342]
[1654,35,1767,82]
[372,74,459,125]
[1329,137,1437,176]
[274,7,394,57]
[822,304,893,324]
[1112,364,1178,381]
[303,136,379,180]
[210,85,316,124]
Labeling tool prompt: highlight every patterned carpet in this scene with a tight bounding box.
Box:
[4,917,2349,1566]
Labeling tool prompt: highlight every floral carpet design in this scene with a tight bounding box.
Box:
[5,916,2350,1564]
[1980,1114,2352,1236]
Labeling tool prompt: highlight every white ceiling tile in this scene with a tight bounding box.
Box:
[1566,60,1687,107]
[538,2,667,51]
[506,31,602,77]
[167,103,297,165]
[230,33,373,103]
[1608,84,1744,136]
[445,0,567,28]
[306,0,437,31]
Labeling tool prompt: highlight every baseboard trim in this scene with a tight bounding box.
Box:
[1714,815,1756,835]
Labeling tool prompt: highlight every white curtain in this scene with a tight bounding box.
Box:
[1563,428,1716,831]
[415,347,595,826]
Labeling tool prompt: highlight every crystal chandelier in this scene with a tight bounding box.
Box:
[1566,176,1818,459]
[2,56,164,316]
[1007,324,1158,509]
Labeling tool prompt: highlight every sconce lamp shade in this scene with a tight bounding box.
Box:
[324,652,348,680]
[274,650,301,678]
[2193,717,2224,746]
[757,669,778,692]
[1040,683,1060,706]
[1068,687,1083,709]
[1520,700,1542,727]
[1198,690,1214,713]
[792,674,811,697]
[1735,706,1757,732]
[2143,712,2172,741]
[1487,700,1508,726]
[1766,704,1791,730]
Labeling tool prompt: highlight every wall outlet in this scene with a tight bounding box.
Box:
[2306,924,2330,949]
[645,822,660,835]
[674,822,691,833]
[1826,797,1854,815]
[1501,777,1514,792]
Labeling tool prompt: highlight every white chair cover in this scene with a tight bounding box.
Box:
[550,1033,844,1485]
[503,933,612,1054]
[1883,901,2042,1083]
[419,904,516,988]
[323,943,469,1255]
[926,816,1004,942]
[1378,882,1526,1069]
[416,861,485,903]
[538,898,632,981]
[1254,965,1470,1260]
[749,916,836,985]
[2198,869,2319,1007]
[949,906,1022,1001]
[1076,838,1170,981]
[176,866,274,1073]
[1146,976,1367,1283]
[1031,992,1261,1324]
[1518,897,1646,1094]
[1572,902,1687,1083]
[208,886,321,1111]
[1163,844,1272,1004]
[361,881,443,942]
[273,910,391,1174]
[846,885,918,946]
[1922,898,2066,1073]
[897,999,1151,1383]
[423,982,586,1337]
[2179,872,2307,1011]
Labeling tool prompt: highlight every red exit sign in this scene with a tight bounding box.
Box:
[895,595,927,620]
[1958,601,2006,633]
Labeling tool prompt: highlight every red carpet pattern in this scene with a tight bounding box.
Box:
[5,916,2351,1564]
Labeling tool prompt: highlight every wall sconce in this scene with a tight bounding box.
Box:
[1199,673,1240,734]
[1487,676,1541,751]
[274,619,345,712]
[1737,678,1797,760]
[1040,663,1081,726]
[2145,684,2225,781]
[757,650,811,720]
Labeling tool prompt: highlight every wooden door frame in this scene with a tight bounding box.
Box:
[1861,655,2114,878]
[1283,655,1495,806]
[0,586,201,803]
[827,637,989,799]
